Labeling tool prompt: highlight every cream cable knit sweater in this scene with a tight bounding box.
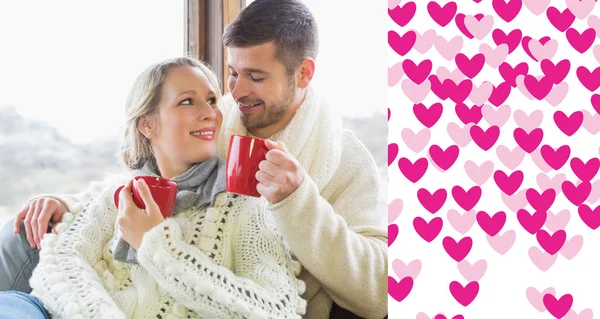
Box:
[28,175,306,318]
[217,88,388,319]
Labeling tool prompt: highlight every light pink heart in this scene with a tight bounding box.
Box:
[531,149,553,173]
[536,173,566,195]
[514,109,544,132]
[388,0,402,9]
[482,104,511,127]
[594,45,600,63]
[583,110,600,134]
[502,189,528,213]
[392,259,422,279]
[448,209,476,234]
[587,179,600,204]
[402,79,430,103]
[565,308,594,319]
[389,198,403,223]
[469,82,494,105]
[402,128,431,153]
[447,122,473,147]
[527,287,556,312]
[523,0,551,15]
[566,0,596,20]
[434,35,464,61]
[465,15,494,40]
[545,82,569,107]
[528,246,558,271]
[414,29,437,54]
[388,62,404,87]
[496,145,526,170]
[516,75,535,100]
[529,39,558,61]
[480,43,508,69]
[589,15,600,38]
[464,160,494,185]
[546,209,570,233]
[560,235,583,260]
[458,259,487,282]
[487,230,515,255]
[416,313,431,319]
[436,66,465,83]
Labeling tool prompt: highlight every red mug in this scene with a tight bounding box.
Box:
[114,176,178,218]
[226,135,269,197]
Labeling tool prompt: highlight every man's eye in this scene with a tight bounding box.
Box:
[180,98,192,105]
[251,77,264,82]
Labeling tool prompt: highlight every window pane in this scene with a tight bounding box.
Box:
[0,2,184,224]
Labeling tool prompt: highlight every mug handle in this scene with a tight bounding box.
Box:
[114,185,125,209]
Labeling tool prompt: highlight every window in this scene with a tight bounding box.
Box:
[0,2,185,224]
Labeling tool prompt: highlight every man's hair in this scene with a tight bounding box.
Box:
[222,0,318,75]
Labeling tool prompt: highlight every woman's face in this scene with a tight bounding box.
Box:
[144,65,223,176]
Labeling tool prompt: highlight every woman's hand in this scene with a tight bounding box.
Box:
[117,178,165,249]
[14,197,68,249]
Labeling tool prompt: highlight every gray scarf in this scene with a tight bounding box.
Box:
[112,157,226,264]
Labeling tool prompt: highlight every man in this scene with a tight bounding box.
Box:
[0,0,388,318]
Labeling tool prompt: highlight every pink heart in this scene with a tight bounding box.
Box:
[523,0,551,15]
[479,43,508,69]
[388,0,402,9]
[496,145,526,170]
[514,109,544,132]
[565,308,594,319]
[583,110,600,134]
[501,189,528,213]
[589,15,600,38]
[464,160,494,185]
[414,29,437,54]
[436,66,465,83]
[560,235,583,260]
[545,82,570,107]
[457,259,487,282]
[392,259,422,279]
[469,82,494,105]
[537,173,566,195]
[402,128,431,153]
[388,62,404,87]
[516,75,535,100]
[482,104,511,127]
[532,148,553,173]
[465,15,494,40]
[434,35,464,61]
[416,313,431,319]
[447,209,476,234]
[566,0,596,20]
[529,39,558,61]
[402,79,431,103]
[447,122,473,147]
[527,287,556,312]
[389,198,403,223]
[528,246,558,271]
[486,230,515,255]
[594,45,600,63]
[587,179,600,204]
[546,209,570,232]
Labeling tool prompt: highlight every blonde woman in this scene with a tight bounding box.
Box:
[0,57,305,318]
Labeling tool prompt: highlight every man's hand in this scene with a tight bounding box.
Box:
[14,197,67,249]
[255,140,304,204]
[117,178,165,249]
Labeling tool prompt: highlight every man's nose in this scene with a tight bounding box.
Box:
[230,78,250,100]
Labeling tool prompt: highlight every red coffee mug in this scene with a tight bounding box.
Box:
[226,135,268,197]
[114,176,178,218]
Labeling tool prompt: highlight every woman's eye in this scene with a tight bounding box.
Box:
[180,98,192,105]
[208,97,217,105]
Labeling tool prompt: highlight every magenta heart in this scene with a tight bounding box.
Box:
[494,170,524,195]
[455,103,482,124]
[488,82,512,106]
[561,180,591,206]
[553,111,583,136]
[449,281,479,306]
[499,62,529,87]
[546,7,575,32]
[524,75,553,100]
[413,216,443,242]
[492,29,522,53]
[577,66,600,92]
[526,188,556,212]
[578,204,600,230]
[417,188,447,214]
[429,145,460,170]
[492,0,522,22]
[513,127,544,153]
[518,209,547,234]
[427,1,457,27]
[566,27,596,53]
[536,229,566,255]
[399,157,428,183]
[388,276,413,302]
[389,30,416,56]
[443,236,473,262]
[476,211,506,236]
[414,103,443,128]
[388,2,416,27]
[452,186,482,211]
[470,125,500,151]
[543,293,573,319]
[403,59,433,84]
[388,143,399,166]
[455,53,485,78]
[592,94,600,115]
[389,224,399,246]
[541,59,570,84]
[541,145,571,170]
[570,157,600,182]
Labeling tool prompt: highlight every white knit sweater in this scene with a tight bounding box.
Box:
[28,175,306,319]
[218,88,388,319]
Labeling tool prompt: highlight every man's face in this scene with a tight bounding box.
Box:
[226,42,297,130]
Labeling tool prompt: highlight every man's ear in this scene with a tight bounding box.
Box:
[138,116,154,139]
[297,58,316,89]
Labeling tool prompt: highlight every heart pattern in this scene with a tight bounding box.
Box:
[388,0,599,317]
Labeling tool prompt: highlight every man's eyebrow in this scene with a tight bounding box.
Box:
[227,65,269,74]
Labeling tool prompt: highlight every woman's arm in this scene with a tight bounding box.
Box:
[136,196,305,318]
[29,180,127,319]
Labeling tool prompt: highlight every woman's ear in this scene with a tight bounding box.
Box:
[138,116,154,139]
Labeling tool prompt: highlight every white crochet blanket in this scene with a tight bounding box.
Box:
[218,86,344,192]
[29,176,306,318]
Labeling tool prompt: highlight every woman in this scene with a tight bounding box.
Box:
[0,57,306,318]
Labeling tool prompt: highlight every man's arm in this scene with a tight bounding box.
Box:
[267,132,388,319]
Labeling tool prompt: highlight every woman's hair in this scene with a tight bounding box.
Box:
[120,56,222,170]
